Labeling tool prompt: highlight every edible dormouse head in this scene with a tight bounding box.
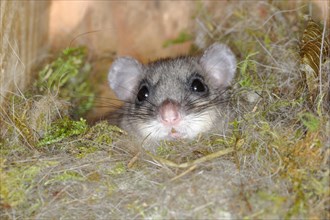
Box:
[108,43,236,140]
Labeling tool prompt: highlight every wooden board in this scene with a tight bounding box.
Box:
[0,0,50,105]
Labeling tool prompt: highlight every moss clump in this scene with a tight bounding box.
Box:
[44,170,85,185]
[0,158,58,210]
[85,121,125,145]
[238,52,259,89]
[36,47,94,118]
[38,117,88,147]
[298,112,320,132]
[108,162,126,176]
[75,145,98,159]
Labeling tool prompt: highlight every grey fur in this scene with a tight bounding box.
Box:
[108,43,236,141]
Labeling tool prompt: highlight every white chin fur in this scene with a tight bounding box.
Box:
[137,110,217,141]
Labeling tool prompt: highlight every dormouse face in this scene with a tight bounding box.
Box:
[108,43,236,140]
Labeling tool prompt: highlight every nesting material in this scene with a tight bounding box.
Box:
[1,1,329,219]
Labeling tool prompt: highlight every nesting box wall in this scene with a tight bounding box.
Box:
[0,1,50,106]
[48,1,197,61]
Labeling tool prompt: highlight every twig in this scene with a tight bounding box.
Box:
[318,1,328,99]
[170,165,197,182]
[146,147,234,169]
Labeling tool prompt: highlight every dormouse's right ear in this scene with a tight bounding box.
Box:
[199,43,236,88]
[108,57,143,101]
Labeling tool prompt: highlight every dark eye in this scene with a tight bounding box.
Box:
[137,85,149,102]
[191,78,206,93]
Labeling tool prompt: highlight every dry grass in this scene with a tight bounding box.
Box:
[1,1,329,219]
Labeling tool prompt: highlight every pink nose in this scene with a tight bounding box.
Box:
[159,100,181,125]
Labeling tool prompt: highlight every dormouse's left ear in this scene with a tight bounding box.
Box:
[199,43,237,87]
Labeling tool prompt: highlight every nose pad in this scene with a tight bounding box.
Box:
[159,99,181,126]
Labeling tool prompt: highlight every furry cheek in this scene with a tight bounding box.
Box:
[136,110,217,140]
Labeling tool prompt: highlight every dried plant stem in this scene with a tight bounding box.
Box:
[146,147,234,169]
[318,2,328,98]
[170,165,197,182]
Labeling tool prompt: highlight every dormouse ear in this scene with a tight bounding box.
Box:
[108,57,143,101]
[199,43,236,87]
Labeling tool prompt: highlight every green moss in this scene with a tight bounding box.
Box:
[75,145,98,159]
[37,47,86,90]
[298,112,320,132]
[86,121,124,144]
[87,171,102,182]
[36,47,94,117]
[109,162,126,175]
[44,170,85,185]
[251,191,287,218]
[107,183,117,196]
[0,141,30,158]
[38,117,88,147]
[0,159,58,208]
[156,144,174,156]
[238,52,259,88]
